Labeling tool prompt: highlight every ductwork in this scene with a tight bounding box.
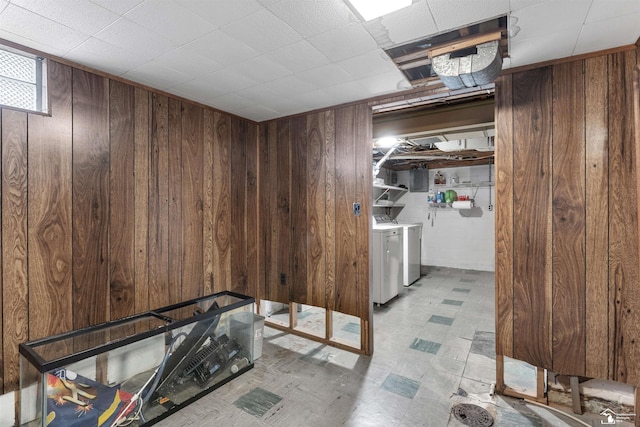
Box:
[431,40,502,90]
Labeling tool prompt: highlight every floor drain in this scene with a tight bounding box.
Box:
[452,403,494,427]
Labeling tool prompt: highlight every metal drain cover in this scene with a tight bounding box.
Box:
[452,403,494,427]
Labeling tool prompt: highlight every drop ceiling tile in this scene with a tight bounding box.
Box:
[323,81,370,103]
[510,0,591,40]
[169,78,229,101]
[123,61,192,91]
[363,1,438,48]
[585,0,640,23]
[307,22,378,62]
[226,56,291,84]
[208,93,252,114]
[509,0,551,12]
[428,0,509,31]
[89,0,143,16]
[260,76,319,96]
[235,103,281,122]
[152,48,224,79]
[199,68,259,94]
[574,12,640,55]
[175,0,264,28]
[124,0,215,46]
[64,37,149,75]
[297,63,354,88]
[94,17,175,60]
[264,40,330,74]
[236,85,299,112]
[266,0,356,38]
[11,0,120,36]
[289,89,338,110]
[508,28,578,67]
[182,30,259,67]
[0,28,67,57]
[338,50,398,79]
[355,70,409,96]
[0,4,89,53]
[221,9,302,53]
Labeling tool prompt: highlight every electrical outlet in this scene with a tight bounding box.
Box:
[353,202,361,216]
[488,204,493,211]
[280,273,286,285]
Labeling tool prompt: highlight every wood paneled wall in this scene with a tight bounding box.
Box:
[259,104,372,321]
[495,47,640,384]
[0,61,259,393]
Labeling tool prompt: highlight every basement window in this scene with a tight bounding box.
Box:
[0,45,48,113]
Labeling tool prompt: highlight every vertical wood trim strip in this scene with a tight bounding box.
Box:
[494,74,514,358]
[72,69,110,331]
[257,123,269,302]
[167,99,182,304]
[2,109,28,391]
[512,67,554,369]
[230,118,248,294]
[246,121,259,299]
[203,110,215,296]
[291,116,308,303]
[585,55,610,379]
[551,60,586,376]
[266,122,278,302]
[134,88,150,317]
[149,94,169,309]
[181,102,204,300]
[213,113,231,294]
[325,111,336,313]
[28,61,73,348]
[108,80,136,329]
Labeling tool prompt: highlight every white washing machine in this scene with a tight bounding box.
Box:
[402,223,422,286]
[372,224,403,304]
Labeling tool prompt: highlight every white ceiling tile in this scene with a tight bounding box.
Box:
[169,78,229,101]
[428,0,509,31]
[508,27,578,67]
[89,0,143,16]
[574,12,640,55]
[0,28,67,57]
[64,37,148,75]
[364,1,438,48]
[208,93,252,114]
[264,40,331,73]
[200,68,259,93]
[124,0,215,46]
[221,9,302,53]
[11,0,120,36]
[323,81,370,102]
[260,76,319,96]
[236,85,299,112]
[266,0,357,38]
[338,50,398,79]
[289,89,337,109]
[308,22,378,62]
[123,61,192,90]
[355,70,409,96]
[510,0,591,40]
[0,4,89,53]
[94,17,175,60]
[182,30,259,66]
[508,0,550,12]
[585,0,640,23]
[175,0,264,28]
[152,48,224,79]
[297,63,354,88]
[235,103,281,121]
[226,56,291,83]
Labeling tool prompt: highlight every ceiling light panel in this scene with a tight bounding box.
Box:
[347,0,412,21]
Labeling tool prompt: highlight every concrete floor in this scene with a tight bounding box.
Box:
[154,267,629,426]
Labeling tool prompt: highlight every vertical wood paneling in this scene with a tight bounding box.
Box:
[28,61,73,345]
[257,123,269,301]
[203,110,215,296]
[334,106,358,317]
[149,94,170,309]
[265,122,277,302]
[609,50,640,384]
[551,60,586,375]
[134,88,150,316]
[213,113,231,294]
[231,118,248,294]
[274,120,291,303]
[306,113,327,308]
[325,111,336,312]
[291,116,308,303]
[181,102,204,300]
[354,103,371,320]
[168,99,182,304]
[246,121,258,299]
[72,69,110,330]
[585,55,610,379]
[494,75,514,358]
[109,81,136,333]
[512,66,553,369]
[2,109,28,391]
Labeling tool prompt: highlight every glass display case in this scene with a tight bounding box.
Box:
[19,291,256,427]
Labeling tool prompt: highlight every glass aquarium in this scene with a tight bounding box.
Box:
[19,291,256,426]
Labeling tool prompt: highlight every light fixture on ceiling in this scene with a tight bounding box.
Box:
[347,0,412,21]
[374,136,401,147]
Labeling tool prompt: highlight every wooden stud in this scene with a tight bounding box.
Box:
[326,309,334,340]
[569,376,582,415]
[428,30,503,58]
[495,354,505,393]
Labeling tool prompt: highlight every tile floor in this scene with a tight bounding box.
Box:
[154,267,627,426]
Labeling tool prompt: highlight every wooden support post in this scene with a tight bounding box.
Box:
[326,310,333,340]
[496,354,505,393]
[569,376,582,415]
[536,367,546,402]
[290,302,298,329]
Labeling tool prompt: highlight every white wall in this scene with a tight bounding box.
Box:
[383,164,495,272]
